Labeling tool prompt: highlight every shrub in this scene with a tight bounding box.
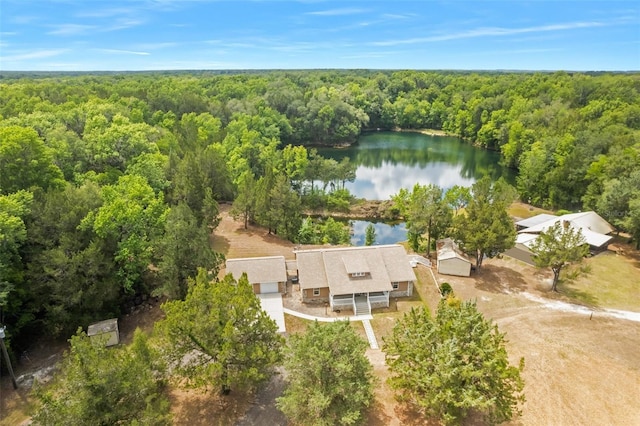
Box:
[440,282,453,297]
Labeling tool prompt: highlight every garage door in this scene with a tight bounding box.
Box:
[259,282,279,294]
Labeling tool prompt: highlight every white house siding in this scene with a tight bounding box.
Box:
[437,258,471,277]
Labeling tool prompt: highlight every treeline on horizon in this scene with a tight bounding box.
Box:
[0,69,639,352]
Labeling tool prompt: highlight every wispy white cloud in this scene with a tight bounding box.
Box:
[12,15,40,25]
[371,21,608,46]
[1,49,67,62]
[96,49,151,56]
[0,32,18,36]
[479,48,565,56]
[341,51,396,59]
[381,13,418,20]
[47,24,95,36]
[103,18,145,32]
[306,8,367,17]
[75,7,136,18]
[133,42,178,50]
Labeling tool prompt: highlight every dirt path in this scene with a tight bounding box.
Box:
[235,368,287,426]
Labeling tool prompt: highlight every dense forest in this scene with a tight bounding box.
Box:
[1,70,639,352]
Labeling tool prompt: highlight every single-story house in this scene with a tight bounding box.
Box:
[295,244,416,315]
[436,238,472,277]
[225,256,287,294]
[514,213,558,231]
[505,211,615,265]
[87,318,119,347]
[504,233,539,265]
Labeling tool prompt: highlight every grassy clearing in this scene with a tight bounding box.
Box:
[508,202,554,219]
[370,265,441,342]
[283,314,312,335]
[560,251,640,311]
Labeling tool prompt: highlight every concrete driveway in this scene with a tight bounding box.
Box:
[257,293,286,333]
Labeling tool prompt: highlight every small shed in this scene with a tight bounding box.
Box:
[436,238,472,277]
[87,318,120,347]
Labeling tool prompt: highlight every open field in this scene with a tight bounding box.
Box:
[562,248,640,311]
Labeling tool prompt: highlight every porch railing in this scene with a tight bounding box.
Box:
[331,294,353,310]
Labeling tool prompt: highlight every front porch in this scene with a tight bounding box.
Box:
[330,291,390,316]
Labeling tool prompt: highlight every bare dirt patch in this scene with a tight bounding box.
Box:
[169,387,251,426]
[213,203,297,260]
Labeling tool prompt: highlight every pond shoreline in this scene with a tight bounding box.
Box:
[307,128,458,149]
[306,199,398,221]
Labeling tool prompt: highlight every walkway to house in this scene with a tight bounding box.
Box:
[282,308,379,349]
[361,319,379,350]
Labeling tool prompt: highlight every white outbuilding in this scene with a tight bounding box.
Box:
[87,318,120,347]
[505,211,615,265]
[436,238,472,277]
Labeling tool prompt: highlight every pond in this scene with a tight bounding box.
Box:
[319,131,515,246]
[317,131,515,200]
[348,220,407,246]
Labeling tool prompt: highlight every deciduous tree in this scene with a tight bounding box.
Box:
[529,221,589,291]
[82,175,168,293]
[0,125,64,194]
[393,183,452,256]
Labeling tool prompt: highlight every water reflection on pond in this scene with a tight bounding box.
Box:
[318,131,514,200]
[350,220,407,246]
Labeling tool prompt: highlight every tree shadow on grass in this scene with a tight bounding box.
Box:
[557,284,600,308]
[556,274,600,309]
[211,234,230,256]
[474,264,528,294]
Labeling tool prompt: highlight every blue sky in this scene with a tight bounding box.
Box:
[1,0,638,71]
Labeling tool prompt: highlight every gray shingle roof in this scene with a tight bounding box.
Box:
[225,256,287,284]
[296,245,416,295]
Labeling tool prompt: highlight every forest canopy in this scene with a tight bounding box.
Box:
[0,69,638,349]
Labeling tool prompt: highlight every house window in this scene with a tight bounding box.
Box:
[313,288,321,296]
[352,272,366,278]
[392,282,400,290]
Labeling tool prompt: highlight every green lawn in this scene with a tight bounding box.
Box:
[370,265,441,342]
[560,251,640,312]
[507,202,554,219]
[283,314,312,335]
